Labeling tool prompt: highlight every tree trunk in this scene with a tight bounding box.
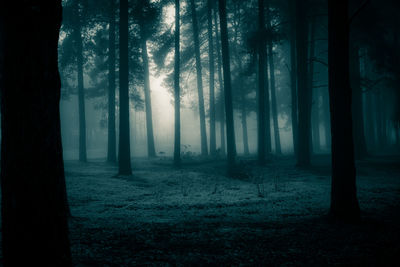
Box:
[328,0,360,221]
[350,45,367,159]
[258,0,269,164]
[0,2,71,265]
[218,0,236,171]
[174,0,181,166]
[189,0,208,156]
[75,8,87,162]
[108,0,117,163]
[208,0,217,155]
[241,98,250,155]
[140,30,156,158]
[214,7,226,156]
[266,1,281,155]
[309,15,320,153]
[289,0,298,156]
[322,87,331,150]
[296,0,311,167]
[118,0,132,175]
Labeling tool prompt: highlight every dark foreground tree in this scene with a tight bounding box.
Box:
[119,0,132,175]
[208,0,217,155]
[218,0,236,171]
[174,0,181,167]
[0,1,71,265]
[328,0,360,221]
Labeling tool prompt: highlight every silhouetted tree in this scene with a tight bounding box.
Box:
[328,0,360,221]
[119,0,132,175]
[174,0,181,166]
[189,0,208,156]
[208,0,217,155]
[108,0,117,163]
[218,0,236,171]
[0,1,71,265]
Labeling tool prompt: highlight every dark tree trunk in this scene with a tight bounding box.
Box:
[328,0,360,221]
[365,91,376,149]
[0,2,71,265]
[289,0,298,156]
[118,0,132,175]
[208,0,217,155]
[218,0,236,170]
[309,15,320,153]
[214,7,226,156]
[322,87,332,150]
[108,0,117,163]
[266,1,281,155]
[75,8,87,162]
[241,99,250,155]
[350,45,367,159]
[296,0,311,167]
[189,0,208,156]
[257,0,268,164]
[174,0,181,166]
[140,29,156,158]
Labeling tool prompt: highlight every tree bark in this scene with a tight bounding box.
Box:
[328,0,360,221]
[174,0,181,166]
[266,1,281,155]
[189,0,208,156]
[218,0,236,171]
[0,2,71,265]
[296,0,311,167]
[108,0,117,163]
[118,0,132,175]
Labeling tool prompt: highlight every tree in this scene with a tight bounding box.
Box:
[74,0,88,162]
[174,0,181,166]
[296,0,311,167]
[289,0,298,156]
[119,0,133,175]
[189,0,208,157]
[0,1,71,265]
[218,0,236,171]
[257,0,268,164]
[208,0,217,155]
[108,0,117,163]
[328,0,360,221]
[266,1,282,155]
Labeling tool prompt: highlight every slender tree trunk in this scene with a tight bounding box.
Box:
[328,0,360,221]
[241,98,250,155]
[258,0,268,164]
[108,0,117,163]
[75,9,87,162]
[0,2,71,265]
[174,0,181,166]
[189,0,208,156]
[140,30,156,158]
[289,0,298,156]
[322,87,331,150]
[296,0,311,167]
[214,2,226,156]
[350,45,367,159]
[309,15,320,153]
[218,0,236,171]
[118,0,132,175]
[208,0,217,155]
[266,1,281,155]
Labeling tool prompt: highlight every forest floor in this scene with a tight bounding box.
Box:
[65,154,400,266]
